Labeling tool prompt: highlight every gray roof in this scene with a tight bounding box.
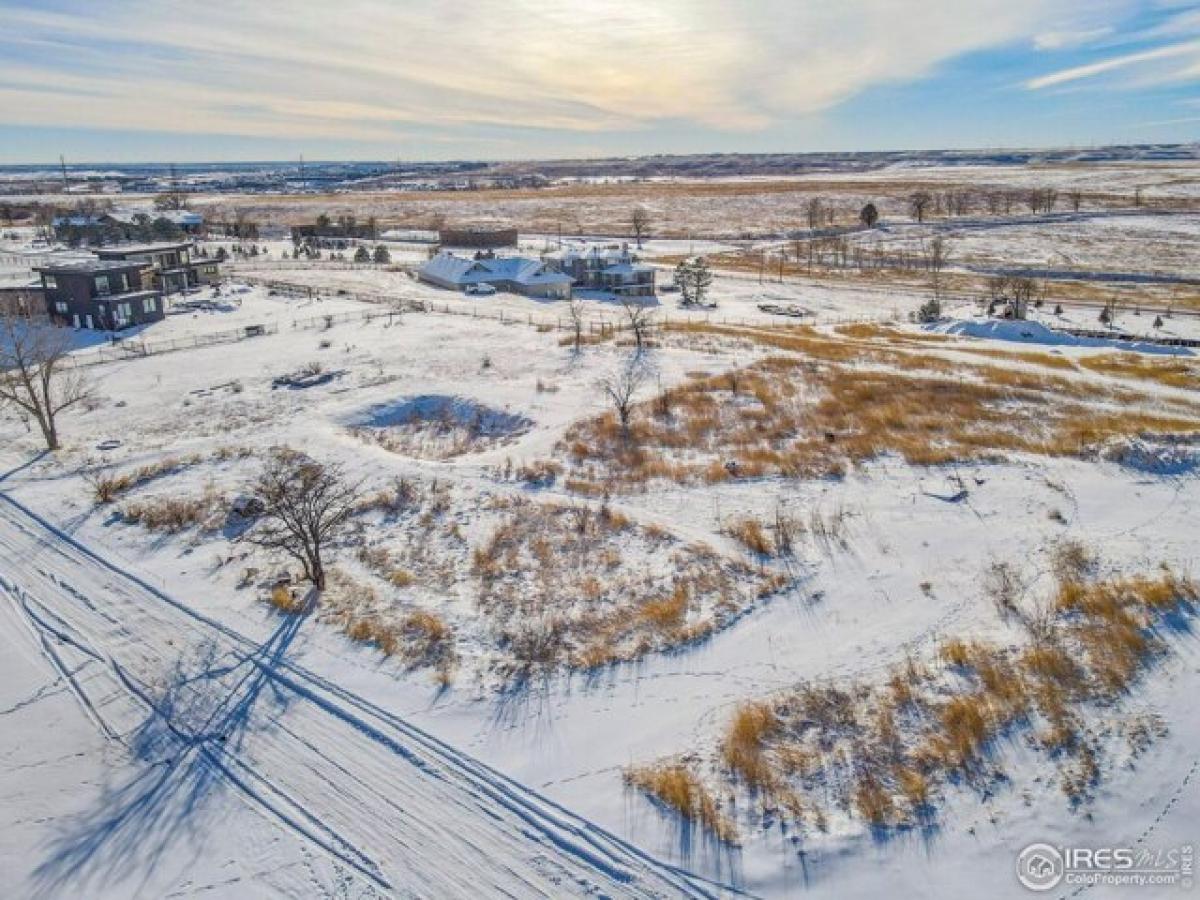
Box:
[36,259,149,275]
[419,252,572,287]
[105,209,204,226]
[95,241,191,256]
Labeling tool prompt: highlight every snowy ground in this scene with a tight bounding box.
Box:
[2,204,1200,898]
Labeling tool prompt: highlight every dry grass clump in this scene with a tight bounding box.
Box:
[557,322,1200,490]
[1051,539,1096,582]
[85,453,206,504]
[470,498,779,675]
[319,570,458,680]
[85,448,252,505]
[121,486,224,534]
[722,701,781,789]
[1078,353,1199,390]
[630,558,1195,840]
[624,763,737,845]
[726,516,774,557]
[268,584,309,614]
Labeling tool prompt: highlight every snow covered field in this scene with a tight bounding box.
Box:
[2,193,1200,898]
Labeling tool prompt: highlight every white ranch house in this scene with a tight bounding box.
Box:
[417,252,573,299]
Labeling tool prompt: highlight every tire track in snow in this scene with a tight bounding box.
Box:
[0,490,733,899]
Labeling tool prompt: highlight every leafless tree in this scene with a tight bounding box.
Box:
[908,191,933,223]
[1067,189,1083,213]
[598,356,650,439]
[924,236,951,298]
[1009,276,1039,318]
[242,449,360,591]
[859,202,879,229]
[805,196,824,232]
[946,190,973,217]
[0,313,92,451]
[630,206,651,249]
[619,296,656,355]
[566,297,586,354]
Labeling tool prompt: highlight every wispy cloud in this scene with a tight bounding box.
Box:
[1027,3,1200,89]
[1027,38,1200,88]
[0,0,1128,142]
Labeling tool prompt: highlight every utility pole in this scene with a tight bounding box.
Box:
[299,153,307,192]
[59,154,69,191]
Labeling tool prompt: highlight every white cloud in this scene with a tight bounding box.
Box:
[1026,38,1200,88]
[0,0,1140,141]
[1034,27,1115,49]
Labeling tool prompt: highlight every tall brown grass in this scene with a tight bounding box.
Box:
[624,763,737,844]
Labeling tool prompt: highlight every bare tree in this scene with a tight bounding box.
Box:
[0,313,92,451]
[566,296,586,354]
[598,356,650,439]
[924,236,951,299]
[859,202,879,229]
[805,196,824,232]
[908,191,933,223]
[619,296,656,354]
[630,206,651,249]
[242,449,360,591]
[1067,189,1083,213]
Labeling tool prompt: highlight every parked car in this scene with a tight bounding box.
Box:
[465,283,496,296]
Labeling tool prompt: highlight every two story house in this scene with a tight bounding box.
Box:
[36,260,164,330]
[94,241,219,295]
[545,245,656,298]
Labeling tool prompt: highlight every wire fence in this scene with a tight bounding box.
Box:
[58,271,1198,371]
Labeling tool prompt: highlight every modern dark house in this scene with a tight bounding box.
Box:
[94,241,218,294]
[36,260,164,331]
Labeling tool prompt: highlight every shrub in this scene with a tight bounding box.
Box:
[624,763,737,844]
[722,701,780,788]
[727,516,774,557]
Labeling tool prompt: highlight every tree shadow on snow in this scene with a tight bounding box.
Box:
[30,609,307,898]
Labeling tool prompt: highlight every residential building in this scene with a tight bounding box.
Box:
[417,251,573,299]
[545,244,656,297]
[0,282,46,321]
[36,259,164,330]
[105,208,206,234]
[94,241,218,294]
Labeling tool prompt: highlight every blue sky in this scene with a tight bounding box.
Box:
[0,0,1197,163]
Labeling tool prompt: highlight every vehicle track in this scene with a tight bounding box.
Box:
[0,490,733,899]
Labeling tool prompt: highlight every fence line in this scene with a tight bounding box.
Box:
[67,271,1191,370]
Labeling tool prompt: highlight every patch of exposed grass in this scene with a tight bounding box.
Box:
[559,322,1200,490]
[627,559,1195,841]
[624,763,737,844]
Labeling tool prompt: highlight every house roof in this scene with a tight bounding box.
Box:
[548,245,632,264]
[420,252,572,287]
[95,241,192,257]
[36,259,148,275]
[105,209,204,226]
[602,262,654,276]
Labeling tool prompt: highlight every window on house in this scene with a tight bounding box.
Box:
[54,301,68,314]
[117,302,132,322]
[118,273,129,292]
[44,274,58,289]
[143,296,158,313]
[95,275,111,295]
